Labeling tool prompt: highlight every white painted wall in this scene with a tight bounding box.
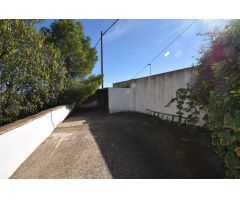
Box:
[113,67,205,125]
[108,88,132,113]
[131,68,195,115]
[0,105,73,179]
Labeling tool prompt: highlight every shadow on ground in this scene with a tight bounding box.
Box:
[68,108,224,179]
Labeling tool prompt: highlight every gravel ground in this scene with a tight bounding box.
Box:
[11,109,224,179]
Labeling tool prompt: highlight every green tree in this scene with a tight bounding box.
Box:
[0,20,66,125]
[167,20,240,178]
[41,20,102,103]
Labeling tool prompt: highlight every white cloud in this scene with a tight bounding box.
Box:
[201,19,228,31]
[170,20,197,37]
[104,20,140,42]
[164,51,170,57]
[170,20,228,39]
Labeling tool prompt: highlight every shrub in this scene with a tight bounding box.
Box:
[166,20,240,178]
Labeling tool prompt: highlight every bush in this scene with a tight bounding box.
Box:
[59,75,102,104]
[167,20,240,178]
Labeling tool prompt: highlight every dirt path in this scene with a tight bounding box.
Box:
[11,110,224,178]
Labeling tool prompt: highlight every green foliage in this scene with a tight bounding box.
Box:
[59,75,102,104]
[41,20,101,103]
[1,19,101,126]
[0,20,67,125]
[165,83,201,125]
[166,20,240,178]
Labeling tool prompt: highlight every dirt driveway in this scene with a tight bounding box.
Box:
[11,109,224,178]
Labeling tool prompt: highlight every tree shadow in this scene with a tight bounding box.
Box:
[68,109,225,179]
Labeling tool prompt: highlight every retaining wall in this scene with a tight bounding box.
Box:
[0,104,73,178]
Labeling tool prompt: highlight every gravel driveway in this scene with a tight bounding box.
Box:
[11,109,224,178]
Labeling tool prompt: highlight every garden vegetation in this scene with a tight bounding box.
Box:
[0,19,101,126]
[167,20,240,178]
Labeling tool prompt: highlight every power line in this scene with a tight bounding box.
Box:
[94,37,101,48]
[131,19,197,79]
[94,19,119,48]
[103,19,119,35]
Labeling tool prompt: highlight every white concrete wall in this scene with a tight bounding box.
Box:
[113,67,205,125]
[0,105,73,179]
[108,88,132,113]
[131,67,195,115]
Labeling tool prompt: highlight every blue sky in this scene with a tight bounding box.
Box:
[36,19,228,87]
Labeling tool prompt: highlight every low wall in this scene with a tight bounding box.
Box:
[108,88,132,113]
[0,104,73,179]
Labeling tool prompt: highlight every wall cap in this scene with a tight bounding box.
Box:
[0,105,71,135]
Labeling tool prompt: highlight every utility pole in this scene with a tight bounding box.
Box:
[148,64,151,76]
[100,31,104,88]
[95,19,119,89]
